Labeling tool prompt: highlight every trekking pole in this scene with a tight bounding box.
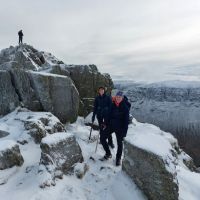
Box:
[95,130,100,153]
[88,123,93,142]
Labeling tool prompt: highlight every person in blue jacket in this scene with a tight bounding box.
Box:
[100,91,129,166]
[92,86,114,148]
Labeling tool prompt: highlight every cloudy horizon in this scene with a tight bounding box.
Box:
[1,0,200,82]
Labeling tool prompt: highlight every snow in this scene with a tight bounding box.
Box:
[0,110,146,200]
[0,140,17,151]
[126,121,177,159]
[30,71,68,78]
[0,109,200,200]
[41,132,73,146]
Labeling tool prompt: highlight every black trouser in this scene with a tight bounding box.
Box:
[97,117,113,145]
[19,37,23,44]
[100,127,123,160]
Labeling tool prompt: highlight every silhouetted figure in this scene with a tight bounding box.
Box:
[18,30,23,44]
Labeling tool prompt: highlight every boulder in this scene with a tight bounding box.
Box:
[0,140,24,170]
[23,113,65,143]
[29,72,79,123]
[122,142,179,200]
[122,122,179,200]
[0,70,19,116]
[40,132,83,176]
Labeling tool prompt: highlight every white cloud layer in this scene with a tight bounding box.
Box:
[1,0,200,82]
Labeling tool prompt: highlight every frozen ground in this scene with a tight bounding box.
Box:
[0,110,200,200]
[0,111,146,200]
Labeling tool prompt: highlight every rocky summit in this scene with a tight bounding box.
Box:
[0,44,113,122]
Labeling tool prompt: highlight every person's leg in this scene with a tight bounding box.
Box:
[108,134,114,148]
[19,37,22,44]
[100,129,111,156]
[115,132,124,165]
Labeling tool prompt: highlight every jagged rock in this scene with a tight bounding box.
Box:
[0,140,24,170]
[0,70,20,116]
[24,113,65,143]
[24,120,47,143]
[29,72,79,123]
[123,141,179,200]
[0,130,9,138]
[40,132,83,177]
[0,44,44,71]
[0,44,113,122]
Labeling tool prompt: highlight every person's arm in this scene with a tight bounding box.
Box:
[123,105,129,137]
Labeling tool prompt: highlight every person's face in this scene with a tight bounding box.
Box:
[116,96,123,103]
[99,88,105,96]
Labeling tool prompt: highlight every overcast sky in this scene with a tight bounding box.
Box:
[1,0,200,82]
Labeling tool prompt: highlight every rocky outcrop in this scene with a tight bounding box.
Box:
[0,140,24,169]
[116,81,200,166]
[24,111,65,143]
[49,64,114,116]
[0,70,19,116]
[0,44,113,121]
[39,132,83,185]
[123,141,179,200]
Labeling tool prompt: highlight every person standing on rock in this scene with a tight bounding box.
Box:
[92,86,115,148]
[18,30,23,44]
[100,91,129,166]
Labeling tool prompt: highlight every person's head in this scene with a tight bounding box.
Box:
[98,87,105,96]
[115,91,123,103]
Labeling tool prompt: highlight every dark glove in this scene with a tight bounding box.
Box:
[101,123,107,130]
[92,115,95,123]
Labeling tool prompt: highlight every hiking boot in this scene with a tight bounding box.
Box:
[108,143,115,149]
[116,158,121,166]
[99,153,112,161]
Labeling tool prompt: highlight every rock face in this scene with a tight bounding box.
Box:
[116,81,200,166]
[0,70,19,116]
[40,132,83,177]
[49,64,114,116]
[29,72,79,123]
[122,141,179,200]
[0,45,80,122]
[0,140,24,170]
[0,44,113,121]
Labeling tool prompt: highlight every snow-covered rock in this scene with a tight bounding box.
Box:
[0,140,24,170]
[122,119,200,200]
[116,80,200,166]
[40,132,83,180]
[24,112,65,143]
